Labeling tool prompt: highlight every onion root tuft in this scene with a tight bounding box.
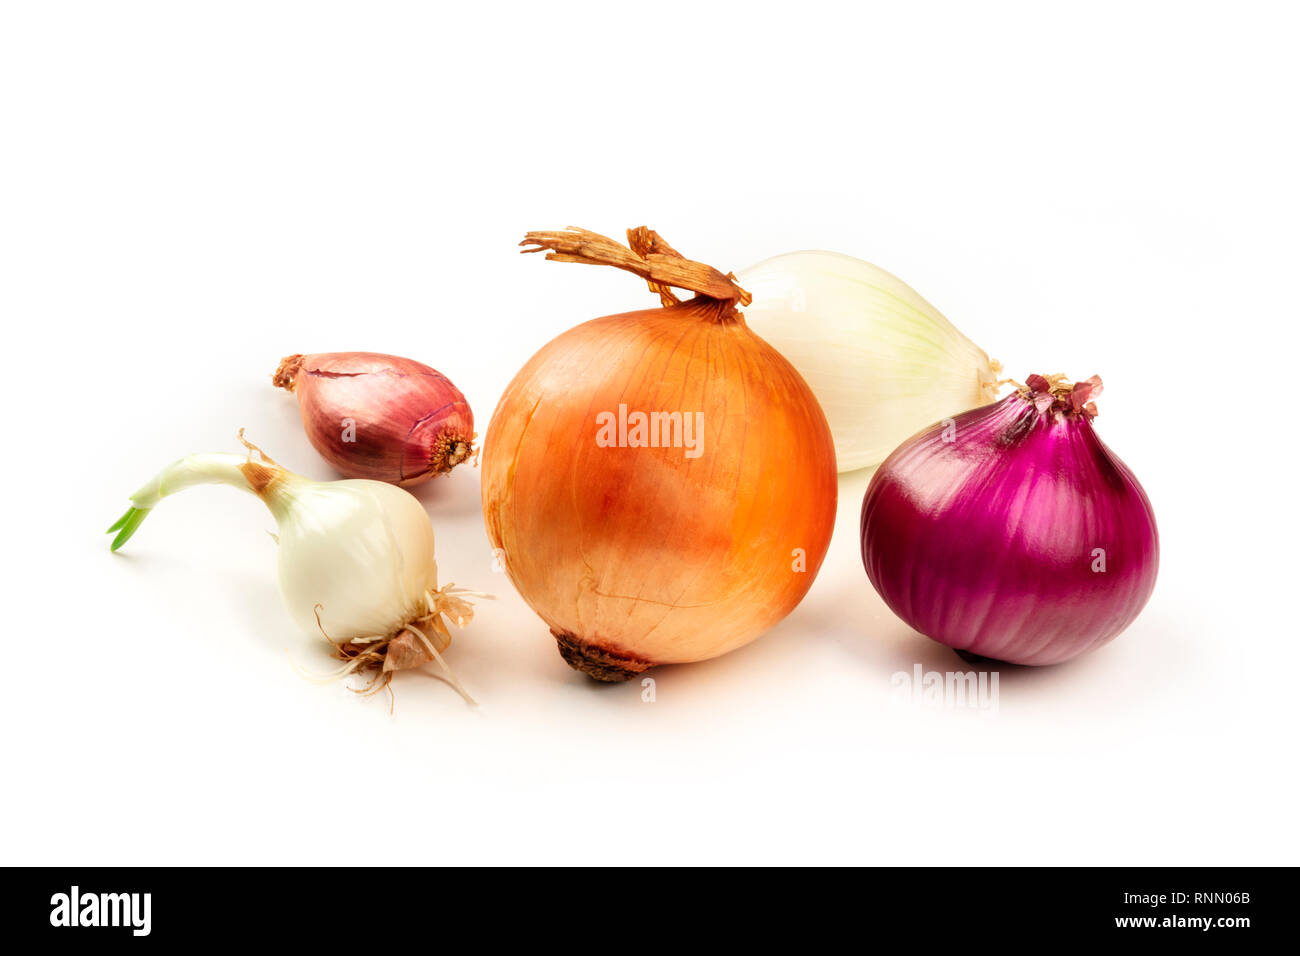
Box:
[552,630,653,682]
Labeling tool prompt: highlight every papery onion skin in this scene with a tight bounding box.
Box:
[738,251,999,472]
[273,351,474,486]
[860,375,1158,666]
[482,228,838,680]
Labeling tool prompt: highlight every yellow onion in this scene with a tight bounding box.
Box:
[482,227,837,681]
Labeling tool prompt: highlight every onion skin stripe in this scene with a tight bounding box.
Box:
[484,227,837,677]
[860,385,1158,667]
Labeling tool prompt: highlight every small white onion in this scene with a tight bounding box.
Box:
[108,438,480,700]
[738,250,999,471]
[269,477,440,641]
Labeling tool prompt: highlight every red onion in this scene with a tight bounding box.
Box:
[860,373,1158,665]
[273,352,474,486]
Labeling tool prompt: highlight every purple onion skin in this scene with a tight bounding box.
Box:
[860,389,1158,666]
[272,352,474,487]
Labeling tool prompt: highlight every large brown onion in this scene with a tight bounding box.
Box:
[482,227,838,681]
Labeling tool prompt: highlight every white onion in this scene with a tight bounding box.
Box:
[738,250,999,471]
[108,436,480,700]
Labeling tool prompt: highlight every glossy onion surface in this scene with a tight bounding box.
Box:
[274,351,473,486]
[860,379,1158,665]
[482,300,838,677]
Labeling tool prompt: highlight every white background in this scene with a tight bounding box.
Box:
[3,2,1297,865]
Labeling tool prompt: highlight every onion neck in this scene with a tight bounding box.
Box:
[110,449,305,551]
[272,354,304,391]
[126,453,282,510]
[520,225,751,315]
[1018,373,1103,421]
[690,295,745,325]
